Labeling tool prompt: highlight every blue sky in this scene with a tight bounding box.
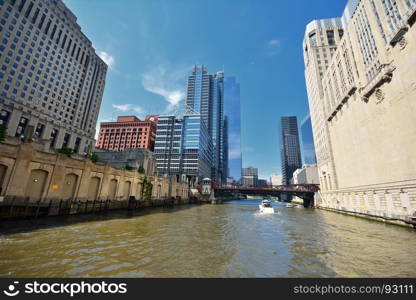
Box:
[63,0,346,179]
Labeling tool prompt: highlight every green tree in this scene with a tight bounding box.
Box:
[58,147,73,157]
[125,165,134,171]
[141,176,153,201]
[90,153,98,163]
[138,165,145,174]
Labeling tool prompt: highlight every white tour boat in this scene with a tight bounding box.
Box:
[259,200,275,214]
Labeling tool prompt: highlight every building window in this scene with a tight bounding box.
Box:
[50,128,58,147]
[327,30,335,46]
[0,109,10,125]
[34,123,44,138]
[62,133,71,148]
[15,117,28,137]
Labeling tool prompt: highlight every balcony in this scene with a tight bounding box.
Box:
[407,5,416,26]
[388,20,409,46]
[360,63,395,103]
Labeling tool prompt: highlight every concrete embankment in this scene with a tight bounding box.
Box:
[317,206,416,229]
[0,196,198,221]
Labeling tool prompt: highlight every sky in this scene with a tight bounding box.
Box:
[63,0,347,180]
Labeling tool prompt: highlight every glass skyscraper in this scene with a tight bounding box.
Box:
[154,114,212,181]
[300,115,317,164]
[185,65,225,183]
[182,115,213,179]
[221,116,229,183]
[280,116,302,185]
[224,76,242,182]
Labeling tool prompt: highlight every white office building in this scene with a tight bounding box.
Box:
[0,0,107,153]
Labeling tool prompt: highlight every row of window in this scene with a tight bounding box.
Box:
[7,0,92,67]
[0,0,106,134]
[0,107,87,152]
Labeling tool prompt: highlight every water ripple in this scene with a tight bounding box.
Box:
[0,201,415,277]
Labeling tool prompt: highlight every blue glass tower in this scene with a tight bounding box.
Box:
[300,115,317,164]
[154,114,212,181]
[224,76,242,182]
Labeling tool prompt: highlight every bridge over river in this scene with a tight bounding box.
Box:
[214,184,320,207]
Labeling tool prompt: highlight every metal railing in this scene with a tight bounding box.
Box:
[214,184,320,193]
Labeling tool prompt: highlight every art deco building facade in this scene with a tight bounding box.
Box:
[0,0,107,154]
[303,0,416,225]
[95,115,157,152]
[303,17,344,192]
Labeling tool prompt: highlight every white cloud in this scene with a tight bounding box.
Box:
[141,64,189,112]
[112,104,145,115]
[267,39,280,47]
[265,38,281,57]
[98,51,115,68]
[112,104,131,112]
[133,106,144,113]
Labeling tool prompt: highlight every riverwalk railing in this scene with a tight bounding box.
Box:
[0,195,192,221]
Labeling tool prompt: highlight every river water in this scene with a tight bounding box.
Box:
[0,200,415,277]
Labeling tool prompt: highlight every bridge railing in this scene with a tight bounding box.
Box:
[214,184,320,193]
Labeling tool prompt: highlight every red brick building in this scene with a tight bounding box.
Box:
[95,115,158,152]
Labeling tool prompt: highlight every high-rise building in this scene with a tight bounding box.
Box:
[293,164,319,185]
[242,167,258,187]
[95,115,158,152]
[154,115,183,177]
[182,115,213,180]
[224,76,242,183]
[303,18,343,190]
[270,174,282,187]
[280,116,302,185]
[185,65,225,183]
[303,0,416,223]
[211,71,225,182]
[300,115,317,164]
[257,179,268,187]
[154,114,213,181]
[221,116,229,183]
[0,0,107,154]
[185,65,211,123]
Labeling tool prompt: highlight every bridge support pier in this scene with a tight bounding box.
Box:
[302,194,315,208]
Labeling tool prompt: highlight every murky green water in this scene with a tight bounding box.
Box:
[0,200,415,277]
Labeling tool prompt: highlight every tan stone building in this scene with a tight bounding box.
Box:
[0,139,189,203]
[303,0,416,225]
